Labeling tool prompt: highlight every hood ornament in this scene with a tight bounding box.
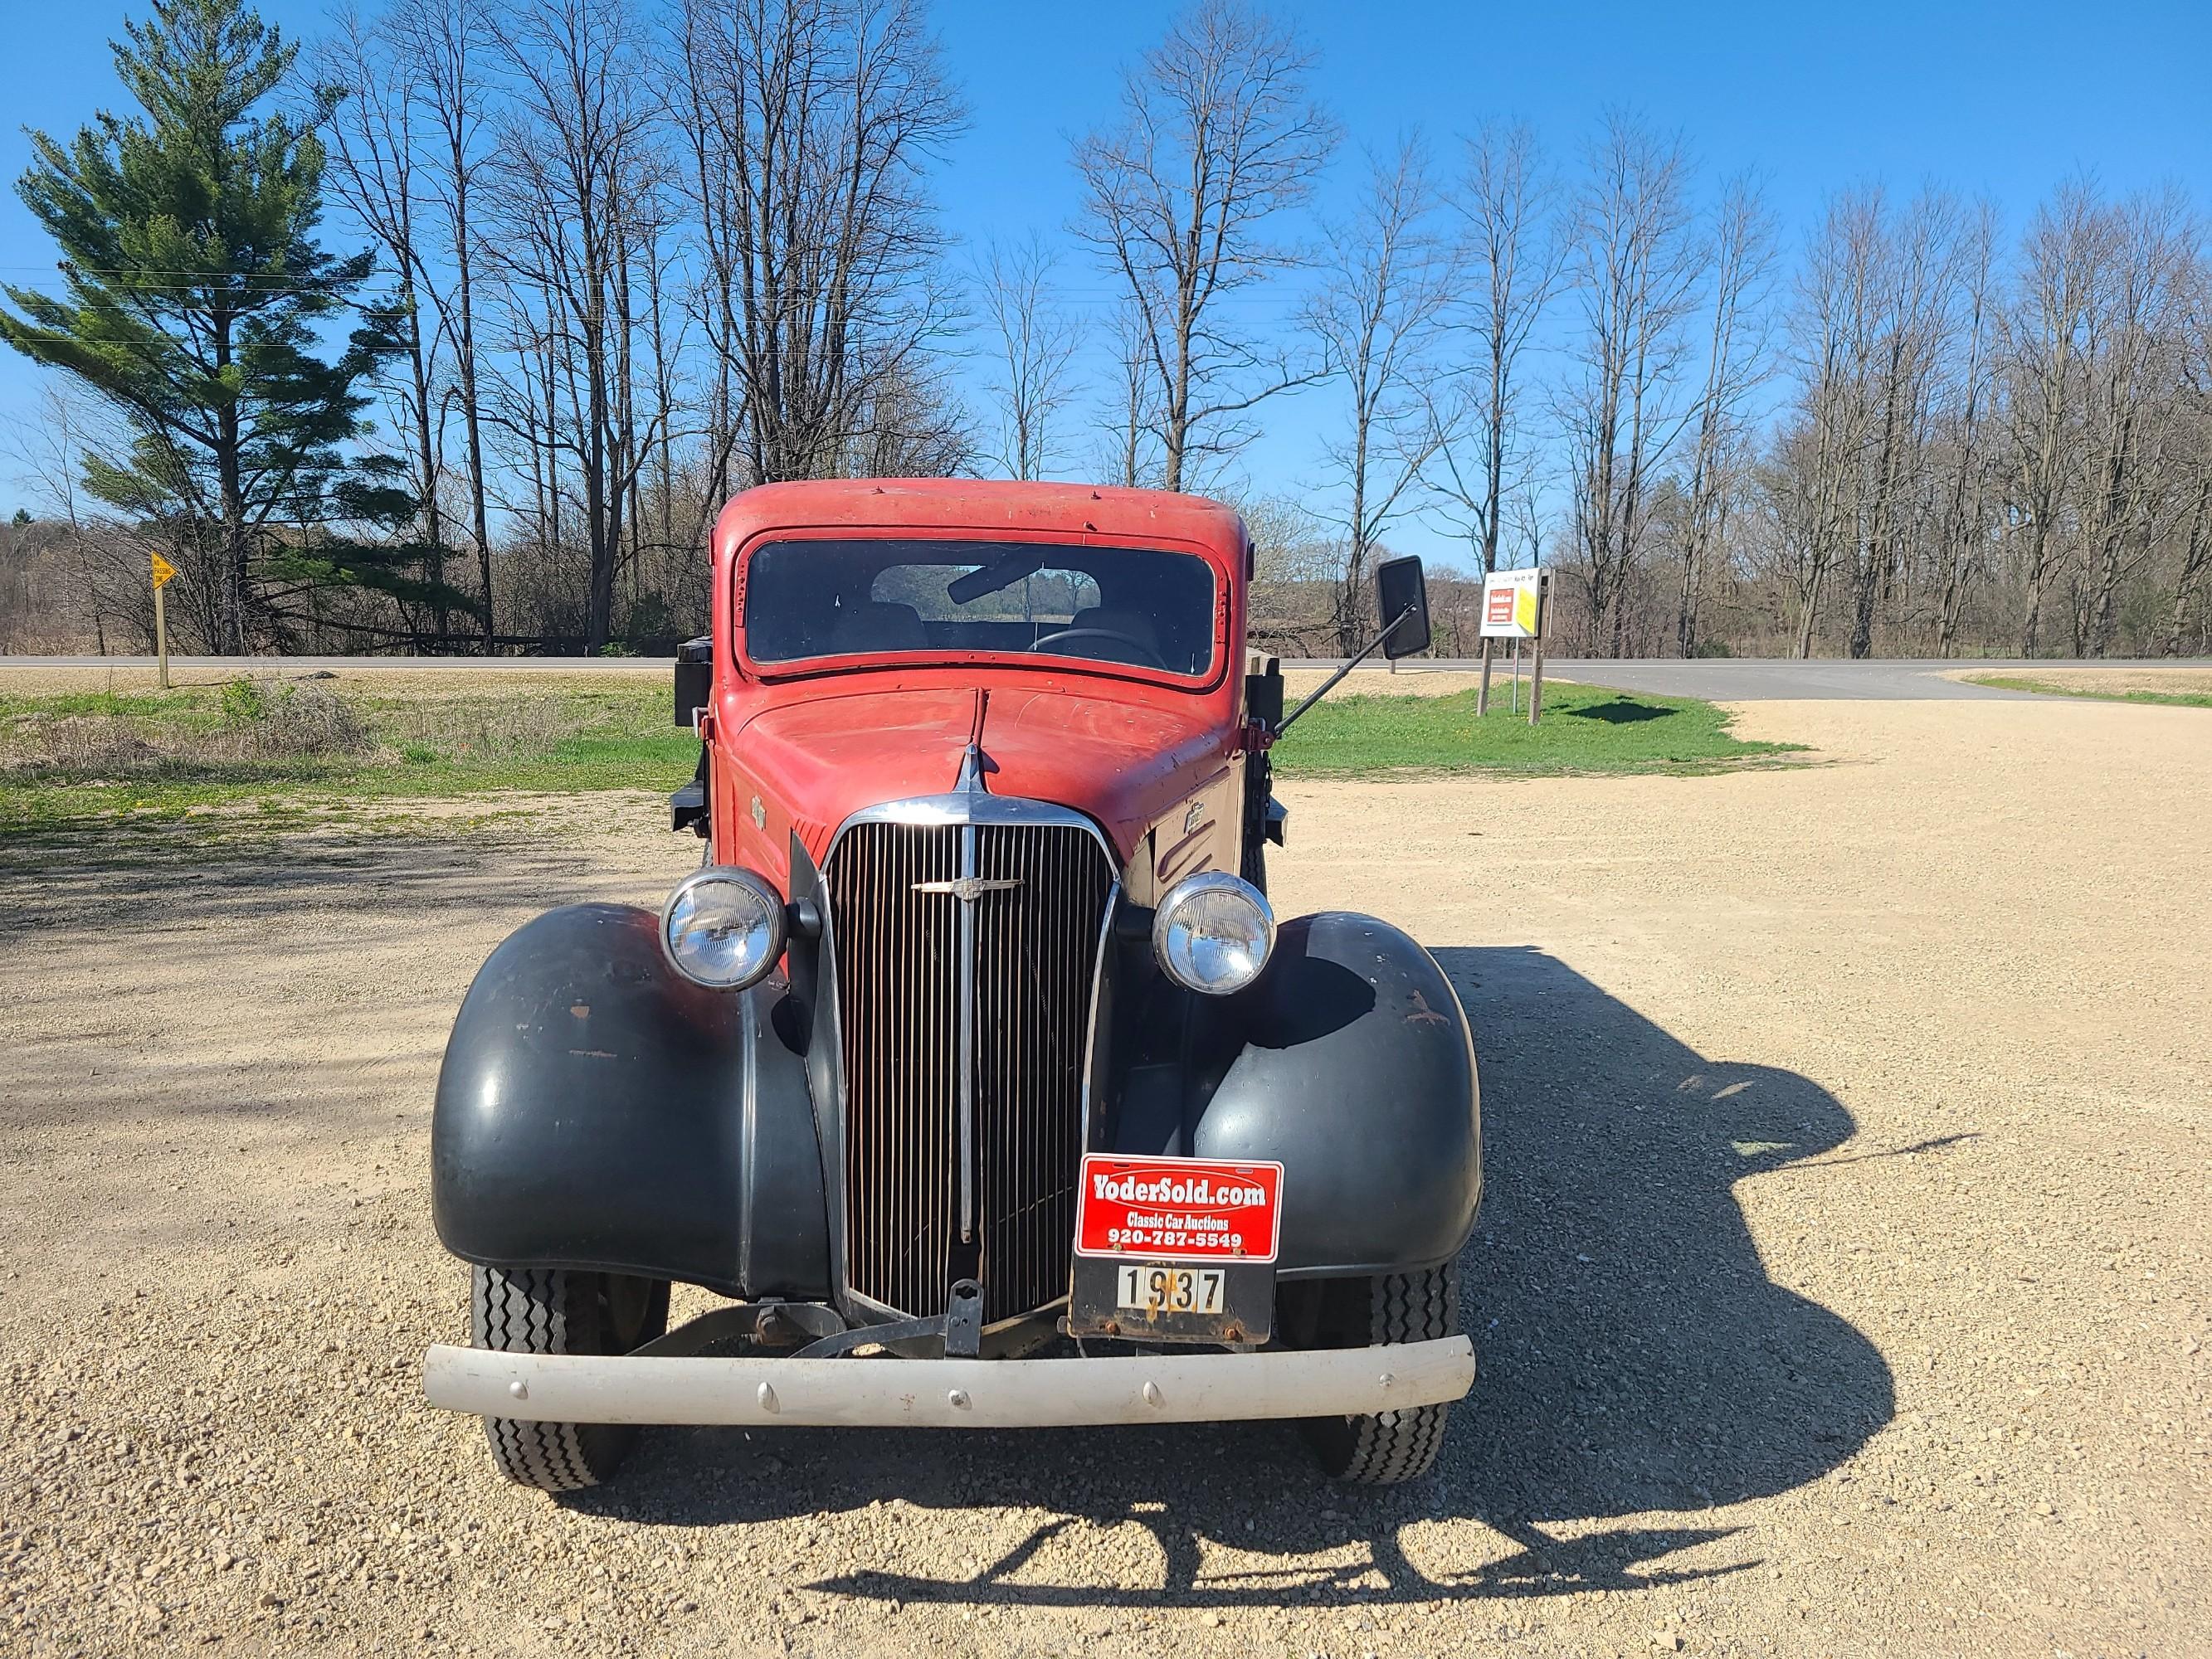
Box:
[913,874,1023,901]
[954,737,990,795]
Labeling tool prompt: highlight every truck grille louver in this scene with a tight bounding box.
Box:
[827,819,1114,1326]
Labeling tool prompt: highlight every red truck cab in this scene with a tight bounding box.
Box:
[696,479,1259,899]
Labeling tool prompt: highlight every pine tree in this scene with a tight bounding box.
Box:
[1,0,453,651]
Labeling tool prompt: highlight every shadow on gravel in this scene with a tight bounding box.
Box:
[0,837,621,932]
[572,946,1895,1608]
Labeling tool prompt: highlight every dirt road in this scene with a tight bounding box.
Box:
[2,698,2207,1657]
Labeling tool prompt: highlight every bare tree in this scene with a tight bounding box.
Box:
[317,5,454,641]
[1072,0,1336,492]
[1673,173,1777,657]
[1776,190,1882,656]
[840,353,972,478]
[673,0,966,490]
[1427,119,1560,578]
[2005,183,2105,654]
[486,0,670,649]
[1931,201,2003,656]
[2075,188,2198,654]
[1557,113,1706,654]
[1843,190,1961,658]
[390,0,498,645]
[975,235,1082,480]
[1238,489,1337,653]
[2,387,158,652]
[1095,299,1167,488]
[1306,136,1455,652]
[2169,282,2212,654]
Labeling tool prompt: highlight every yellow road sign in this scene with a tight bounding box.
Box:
[150,552,178,590]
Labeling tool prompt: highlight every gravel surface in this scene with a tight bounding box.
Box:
[2,698,2207,1657]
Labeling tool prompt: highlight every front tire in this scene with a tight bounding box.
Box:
[469,1266,670,1492]
[1289,1261,1459,1484]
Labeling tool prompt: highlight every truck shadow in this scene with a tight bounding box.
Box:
[579,946,1897,1606]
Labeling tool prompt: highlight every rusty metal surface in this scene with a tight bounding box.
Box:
[1066,1258,1276,1346]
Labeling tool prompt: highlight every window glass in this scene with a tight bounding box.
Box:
[744,538,1216,675]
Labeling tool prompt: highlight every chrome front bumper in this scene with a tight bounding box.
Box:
[421,1336,1474,1428]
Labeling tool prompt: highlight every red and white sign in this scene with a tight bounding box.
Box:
[1074,1155,1284,1262]
[1479,568,1544,639]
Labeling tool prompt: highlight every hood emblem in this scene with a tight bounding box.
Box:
[913,876,1023,901]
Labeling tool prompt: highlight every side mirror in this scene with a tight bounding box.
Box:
[1375,556,1431,659]
[1245,659,1284,728]
[674,635,713,727]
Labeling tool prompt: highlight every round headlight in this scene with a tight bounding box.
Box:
[1152,871,1274,995]
[660,867,787,990]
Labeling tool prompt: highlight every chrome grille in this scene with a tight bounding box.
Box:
[827,819,1114,1324]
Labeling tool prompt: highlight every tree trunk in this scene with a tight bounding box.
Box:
[2167,477,2212,658]
[215,324,248,655]
[452,167,495,649]
[2020,524,2051,657]
[402,274,451,645]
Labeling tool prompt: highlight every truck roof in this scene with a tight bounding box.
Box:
[711,479,1250,564]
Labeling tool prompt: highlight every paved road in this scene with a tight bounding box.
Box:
[2,653,2190,700]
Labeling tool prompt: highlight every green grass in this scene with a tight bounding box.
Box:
[0,678,693,839]
[2,670,1799,843]
[1959,673,2212,709]
[1272,681,1803,777]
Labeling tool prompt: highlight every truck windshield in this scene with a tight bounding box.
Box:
[743,538,1217,675]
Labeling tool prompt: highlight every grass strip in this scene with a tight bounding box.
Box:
[1959,674,2212,709]
[1,678,693,837]
[2,671,1801,839]
[1271,682,1802,777]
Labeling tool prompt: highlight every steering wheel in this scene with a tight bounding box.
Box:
[1026,626,1170,671]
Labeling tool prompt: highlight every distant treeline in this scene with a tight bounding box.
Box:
[1,0,2205,661]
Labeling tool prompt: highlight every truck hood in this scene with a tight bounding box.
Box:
[735,683,1232,863]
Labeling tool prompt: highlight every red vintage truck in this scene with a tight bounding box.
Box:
[424,479,1481,1491]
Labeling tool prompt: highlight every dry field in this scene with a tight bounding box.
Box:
[2,695,2208,1657]
[1951,665,2212,698]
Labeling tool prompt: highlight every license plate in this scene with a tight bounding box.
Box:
[1116,1263,1226,1314]
[1067,1256,1274,1344]
[1074,1155,1284,1262]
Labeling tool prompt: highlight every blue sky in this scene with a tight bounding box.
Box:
[5,0,2210,554]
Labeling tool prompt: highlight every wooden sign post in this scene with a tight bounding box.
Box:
[149,551,177,689]
[1527,569,1549,726]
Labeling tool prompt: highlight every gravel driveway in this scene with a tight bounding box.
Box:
[2,698,2206,1657]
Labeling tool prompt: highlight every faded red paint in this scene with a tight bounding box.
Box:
[702,479,1254,884]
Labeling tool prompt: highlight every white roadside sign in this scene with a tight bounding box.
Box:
[1479,569,1544,640]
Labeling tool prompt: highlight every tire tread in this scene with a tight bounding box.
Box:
[1309,1262,1459,1485]
[470,1267,618,1493]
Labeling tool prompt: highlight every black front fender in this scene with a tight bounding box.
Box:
[431,903,831,1298]
[1104,912,1481,1277]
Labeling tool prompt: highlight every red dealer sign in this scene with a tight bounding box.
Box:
[1073,1155,1284,1262]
